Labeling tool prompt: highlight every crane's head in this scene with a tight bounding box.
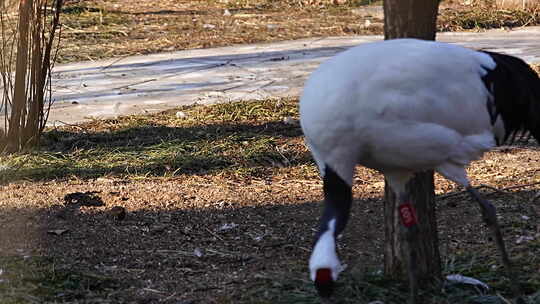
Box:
[309,219,343,298]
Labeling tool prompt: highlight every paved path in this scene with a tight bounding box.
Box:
[50,26,540,125]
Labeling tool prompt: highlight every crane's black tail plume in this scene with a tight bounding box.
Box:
[481,51,540,144]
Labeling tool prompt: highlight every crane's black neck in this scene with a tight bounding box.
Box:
[315,166,352,241]
[481,51,540,144]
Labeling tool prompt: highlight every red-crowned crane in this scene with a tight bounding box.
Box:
[299,38,539,303]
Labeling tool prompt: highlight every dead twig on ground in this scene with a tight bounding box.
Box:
[439,182,540,200]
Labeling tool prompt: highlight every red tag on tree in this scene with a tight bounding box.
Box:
[398,203,417,227]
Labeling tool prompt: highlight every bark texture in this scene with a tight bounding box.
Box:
[382,0,442,283]
[2,0,62,152]
[384,172,441,282]
[383,0,440,40]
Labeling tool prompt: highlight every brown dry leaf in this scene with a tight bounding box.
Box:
[110,206,126,221]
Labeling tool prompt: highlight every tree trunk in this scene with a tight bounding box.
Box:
[6,0,32,152]
[384,171,441,281]
[2,0,62,152]
[382,0,442,283]
[23,1,43,147]
[383,0,439,40]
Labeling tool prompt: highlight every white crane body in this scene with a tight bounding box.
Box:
[301,39,503,187]
[299,38,539,300]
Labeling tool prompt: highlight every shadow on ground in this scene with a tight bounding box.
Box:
[1,185,538,303]
[3,117,311,183]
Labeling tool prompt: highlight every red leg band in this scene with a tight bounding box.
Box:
[398,203,417,227]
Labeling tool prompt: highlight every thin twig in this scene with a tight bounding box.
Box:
[205,227,224,241]
[529,191,540,203]
[477,184,508,195]
[439,182,540,200]
[52,120,88,132]
[162,292,177,301]
[112,78,157,90]
[495,181,540,191]
[496,292,513,304]
[141,287,165,294]
[100,54,133,71]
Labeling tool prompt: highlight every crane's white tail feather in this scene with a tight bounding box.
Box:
[450,132,496,166]
[437,132,495,187]
[436,163,470,187]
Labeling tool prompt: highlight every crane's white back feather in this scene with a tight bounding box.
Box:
[300,39,502,184]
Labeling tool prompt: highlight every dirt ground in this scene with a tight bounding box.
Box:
[1,1,540,303]
[1,152,540,303]
[1,102,539,303]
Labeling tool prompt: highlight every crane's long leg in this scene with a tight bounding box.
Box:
[466,187,522,298]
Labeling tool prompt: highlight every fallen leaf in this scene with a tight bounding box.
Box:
[47,229,69,236]
[219,223,238,231]
[446,274,489,291]
[175,111,187,119]
[110,206,126,221]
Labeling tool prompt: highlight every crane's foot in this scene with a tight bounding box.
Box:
[466,187,523,299]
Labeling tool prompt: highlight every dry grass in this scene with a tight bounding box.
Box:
[532,63,540,73]
[439,5,540,31]
[57,0,382,63]
[496,0,540,10]
[56,0,540,63]
[0,99,305,182]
